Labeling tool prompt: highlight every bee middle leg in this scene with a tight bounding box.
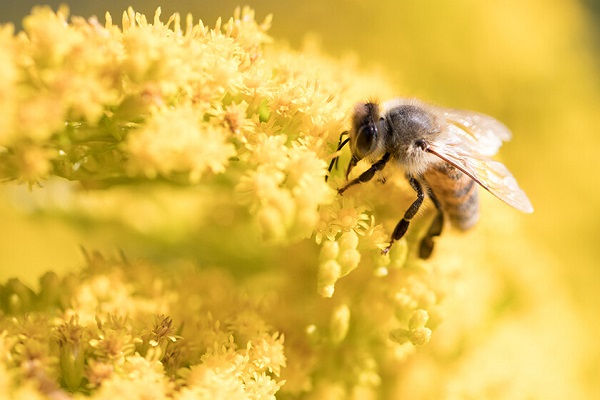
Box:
[383,176,424,255]
[418,190,444,259]
[338,153,390,195]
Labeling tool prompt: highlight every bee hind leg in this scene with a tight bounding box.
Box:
[383,176,424,254]
[419,190,444,259]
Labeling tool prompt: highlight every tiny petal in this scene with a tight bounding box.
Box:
[408,309,429,330]
[338,230,359,250]
[317,260,341,298]
[330,304,350,344]
[319,240,340,262]
[408,327,432,346]
[338,248,361,276]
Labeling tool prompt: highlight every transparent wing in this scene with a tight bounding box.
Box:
[438,107,512,157]
[427,141,534,213]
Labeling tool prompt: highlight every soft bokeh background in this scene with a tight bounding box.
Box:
[1,0,599,395]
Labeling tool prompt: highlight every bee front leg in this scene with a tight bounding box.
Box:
[419,189,444,259]
[383,176,424,255]
[345,156,359,180]
[326,132,349,182]
[338,153,390,195]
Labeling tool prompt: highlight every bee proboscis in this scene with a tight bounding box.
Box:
[328,98,533,258]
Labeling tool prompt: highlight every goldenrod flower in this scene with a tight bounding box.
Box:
[0,4,591,400]
[123,106,236,182]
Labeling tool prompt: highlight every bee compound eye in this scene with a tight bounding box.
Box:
[356,124,377,158]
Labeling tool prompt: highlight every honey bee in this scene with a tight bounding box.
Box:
[328,98,533,258]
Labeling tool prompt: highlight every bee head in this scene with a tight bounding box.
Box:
[350,102,381,160]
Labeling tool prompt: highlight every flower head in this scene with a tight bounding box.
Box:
[0,4,588,400]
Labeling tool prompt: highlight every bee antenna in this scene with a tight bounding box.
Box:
[326,131,350,182]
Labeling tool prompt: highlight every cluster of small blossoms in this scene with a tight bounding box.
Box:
[0,252,286,399]
[0,5,452,398]
[317,231,361,297]
[0,4,390,248]
[236,135,335,242]
[389,309,432,346]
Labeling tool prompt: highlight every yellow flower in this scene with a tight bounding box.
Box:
[6,144,54,187]
[2,3,592,399]
[210,100,256,138]
[123,106,236,183]
[93,354,171,400]
[315,197,371,244]
[0,25,18,145]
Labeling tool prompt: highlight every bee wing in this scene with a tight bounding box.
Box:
[427,141,534,213]
[440,108,512,157]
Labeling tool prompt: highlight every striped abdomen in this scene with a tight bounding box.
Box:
[423,162,479,230]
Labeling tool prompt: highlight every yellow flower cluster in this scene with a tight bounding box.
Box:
[0,4,390,253]
[236,136,335,241]
[0,253,287,399]
[1,1,596,398]
[124,106,236,182]
[0,5,499,399]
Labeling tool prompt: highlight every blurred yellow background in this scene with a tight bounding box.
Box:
[1,0,599,393]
